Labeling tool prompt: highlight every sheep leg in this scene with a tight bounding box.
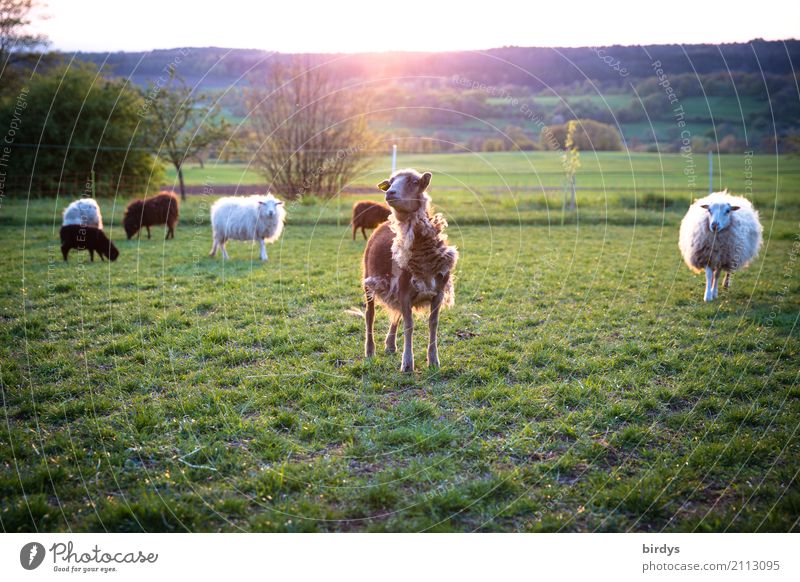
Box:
[712,268,721,299]
[362,227,368,240]
[364,293,376,358]
[259,239,268,261]
[723,272,731,290]
[209,239,218,257]
[61,246,69,261]
[89,248,95,262]
[704,267,715,302]
[146,225,151,239]
[385,312,401,354]
[400,282,414,373]
[427,292,444,368]
[352,225,357,241]
[220,241,230,261]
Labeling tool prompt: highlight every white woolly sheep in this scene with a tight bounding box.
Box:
[62,199,103,229]
[678,190,763,302]
[209,194,286,261]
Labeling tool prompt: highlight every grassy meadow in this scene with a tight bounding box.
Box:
[1,152,799,532]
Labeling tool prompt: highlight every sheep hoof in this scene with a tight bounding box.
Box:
[400,361,414,373]
[365,343,375,358]
[385,344,396,354]
[427,358,440,368]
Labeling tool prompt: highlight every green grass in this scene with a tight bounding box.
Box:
[2,152,799,532]
[375,93,768,147]
[524,95,765,122]
[166,152,800,200]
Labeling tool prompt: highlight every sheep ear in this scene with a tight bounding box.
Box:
[276,200,284,205]
[377,180,391,192]
[420,172,432,189]
[700,204,709,210]
[730,205,740,211]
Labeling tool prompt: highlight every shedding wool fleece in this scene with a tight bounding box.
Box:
[365,194,458,312]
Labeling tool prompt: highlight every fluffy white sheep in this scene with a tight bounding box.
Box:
[209,194,286,261]
[678,190,762,302]
[62,199,103,229]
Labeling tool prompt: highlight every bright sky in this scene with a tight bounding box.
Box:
[33,0,799,53]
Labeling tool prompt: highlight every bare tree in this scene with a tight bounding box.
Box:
[141,70,232,200]
[246,57,377,199]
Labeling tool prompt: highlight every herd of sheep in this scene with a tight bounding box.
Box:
[58,168,763,372]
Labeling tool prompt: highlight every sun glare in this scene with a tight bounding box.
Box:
[34,0,800,53]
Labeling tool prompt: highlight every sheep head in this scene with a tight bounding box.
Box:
[700,201,740,233]
[377,169,432,216]
[257,194,285,220]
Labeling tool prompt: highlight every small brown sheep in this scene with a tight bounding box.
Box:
[123,191,179,240]
[362,169,458,372]
[60,225,119,262]
[351,200,390,240]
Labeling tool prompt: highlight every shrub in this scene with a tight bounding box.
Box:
[540,119,623,151]
[0,62,163,198]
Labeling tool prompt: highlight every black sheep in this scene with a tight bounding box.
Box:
[60,225,120,262]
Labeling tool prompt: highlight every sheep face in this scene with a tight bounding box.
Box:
[105,238,120,261]
[258,197,283,220]
[700,202,740,233]
[124,222,137,240]
[378,169,432,215]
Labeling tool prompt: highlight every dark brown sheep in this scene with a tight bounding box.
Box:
[123,191,179,240]
[351,200,390,240]
[363,169,458,372]
[60,225,119,262]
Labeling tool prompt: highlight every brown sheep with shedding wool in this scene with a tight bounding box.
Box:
[362,169,458,372]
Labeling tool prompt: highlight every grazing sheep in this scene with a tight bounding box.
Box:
[209,194,286,261]
[351,200,391,240]
[678,190,763,302]
[62,198,104,229]
[363,169,458,372]
[60,225,119,262]
[123,191,179,240]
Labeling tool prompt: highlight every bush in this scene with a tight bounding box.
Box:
[0,62,163,198]
[482,138,506,152]
[540,119,623,151]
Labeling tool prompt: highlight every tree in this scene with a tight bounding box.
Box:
[0,0,46,63]
[561,119,581,222]
[141,71,232,200]
[503,125,539,151]
[541,119,623,152]
[246,57,378,199]
[481,138,506,152]
[0,0,48,93]
[0,62,163,198]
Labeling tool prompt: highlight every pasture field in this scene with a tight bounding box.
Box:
[167,152,800,204]
[2,153,799,532]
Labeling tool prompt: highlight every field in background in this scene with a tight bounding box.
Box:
[2,152,799,532]
[164,152,800,213]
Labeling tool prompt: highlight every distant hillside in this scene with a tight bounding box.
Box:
[65,41,800,154]
[73,41,800,90]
